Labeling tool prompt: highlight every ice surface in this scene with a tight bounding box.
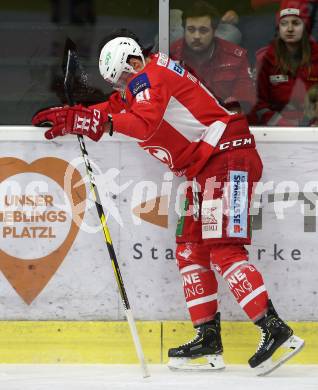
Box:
[0,365,317,390]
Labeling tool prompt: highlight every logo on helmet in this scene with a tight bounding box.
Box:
[104,51,112,66]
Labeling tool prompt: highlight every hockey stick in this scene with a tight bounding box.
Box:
[62,38,150,378]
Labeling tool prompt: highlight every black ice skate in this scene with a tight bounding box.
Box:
[167,312,225,371]
[249,300,305,376]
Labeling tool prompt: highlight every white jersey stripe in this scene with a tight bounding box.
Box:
[163,96,228,147]
[187,294,218,308]
[163,96,207,142]
[239,285,267,308]
[180,264,206,274]
[222,261,249,278]
[203,120,227,147]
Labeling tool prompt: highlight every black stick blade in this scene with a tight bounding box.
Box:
[62,38,78,106]
[62,38,77,73]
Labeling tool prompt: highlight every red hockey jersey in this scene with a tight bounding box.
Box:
[91,53,254,178]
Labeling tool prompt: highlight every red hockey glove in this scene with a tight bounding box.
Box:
[32,105,112,141]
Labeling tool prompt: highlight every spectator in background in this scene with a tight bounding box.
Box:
[251,0,318,41]
[252,0,318,126]
[170,0,255,114]
[171,0,243,45]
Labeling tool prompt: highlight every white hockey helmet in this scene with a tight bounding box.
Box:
[99,37,145,90]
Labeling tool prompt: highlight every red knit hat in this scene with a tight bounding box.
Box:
[278,0,311,31]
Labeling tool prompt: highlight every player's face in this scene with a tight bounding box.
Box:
[279,16,305,44]
[185,16,214,52]
[112,71,133,92]
[109,59,145,92]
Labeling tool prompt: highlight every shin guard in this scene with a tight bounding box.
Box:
[180,264,218,326]
[222,261,269,321]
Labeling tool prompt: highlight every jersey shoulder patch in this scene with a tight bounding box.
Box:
[128,73,151,97]
[156,52,169,67]
[167,59,185,77]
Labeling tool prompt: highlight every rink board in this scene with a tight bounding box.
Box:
[0,127,317,365]
[0,320,316,364]
[0,128,318,323]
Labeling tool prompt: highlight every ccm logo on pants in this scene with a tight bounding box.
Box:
[219,137,253,151]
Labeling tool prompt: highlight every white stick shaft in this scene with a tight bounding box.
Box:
[125,309,150,378]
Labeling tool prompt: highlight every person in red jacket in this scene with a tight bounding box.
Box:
[170,0,255,114]
[32,35,304,375]
[252,0,318,126]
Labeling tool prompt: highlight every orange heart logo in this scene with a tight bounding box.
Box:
[0,157,86,304]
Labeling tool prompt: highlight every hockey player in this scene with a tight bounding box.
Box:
[32,36,304,375]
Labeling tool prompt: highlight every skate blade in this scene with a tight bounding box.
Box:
[168,354,225,372]
[255,335,305,377]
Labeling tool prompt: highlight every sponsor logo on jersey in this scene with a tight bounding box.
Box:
[128,73,151,96]
[157,53,169,67]
[167,60,185,77]
[228,171,248,238]
[143,146,174,168]
[136,88,151,103]
[270,74,289,84]
[201,198,223,239]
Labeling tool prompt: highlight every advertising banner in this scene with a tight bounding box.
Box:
[0,135,317,321]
